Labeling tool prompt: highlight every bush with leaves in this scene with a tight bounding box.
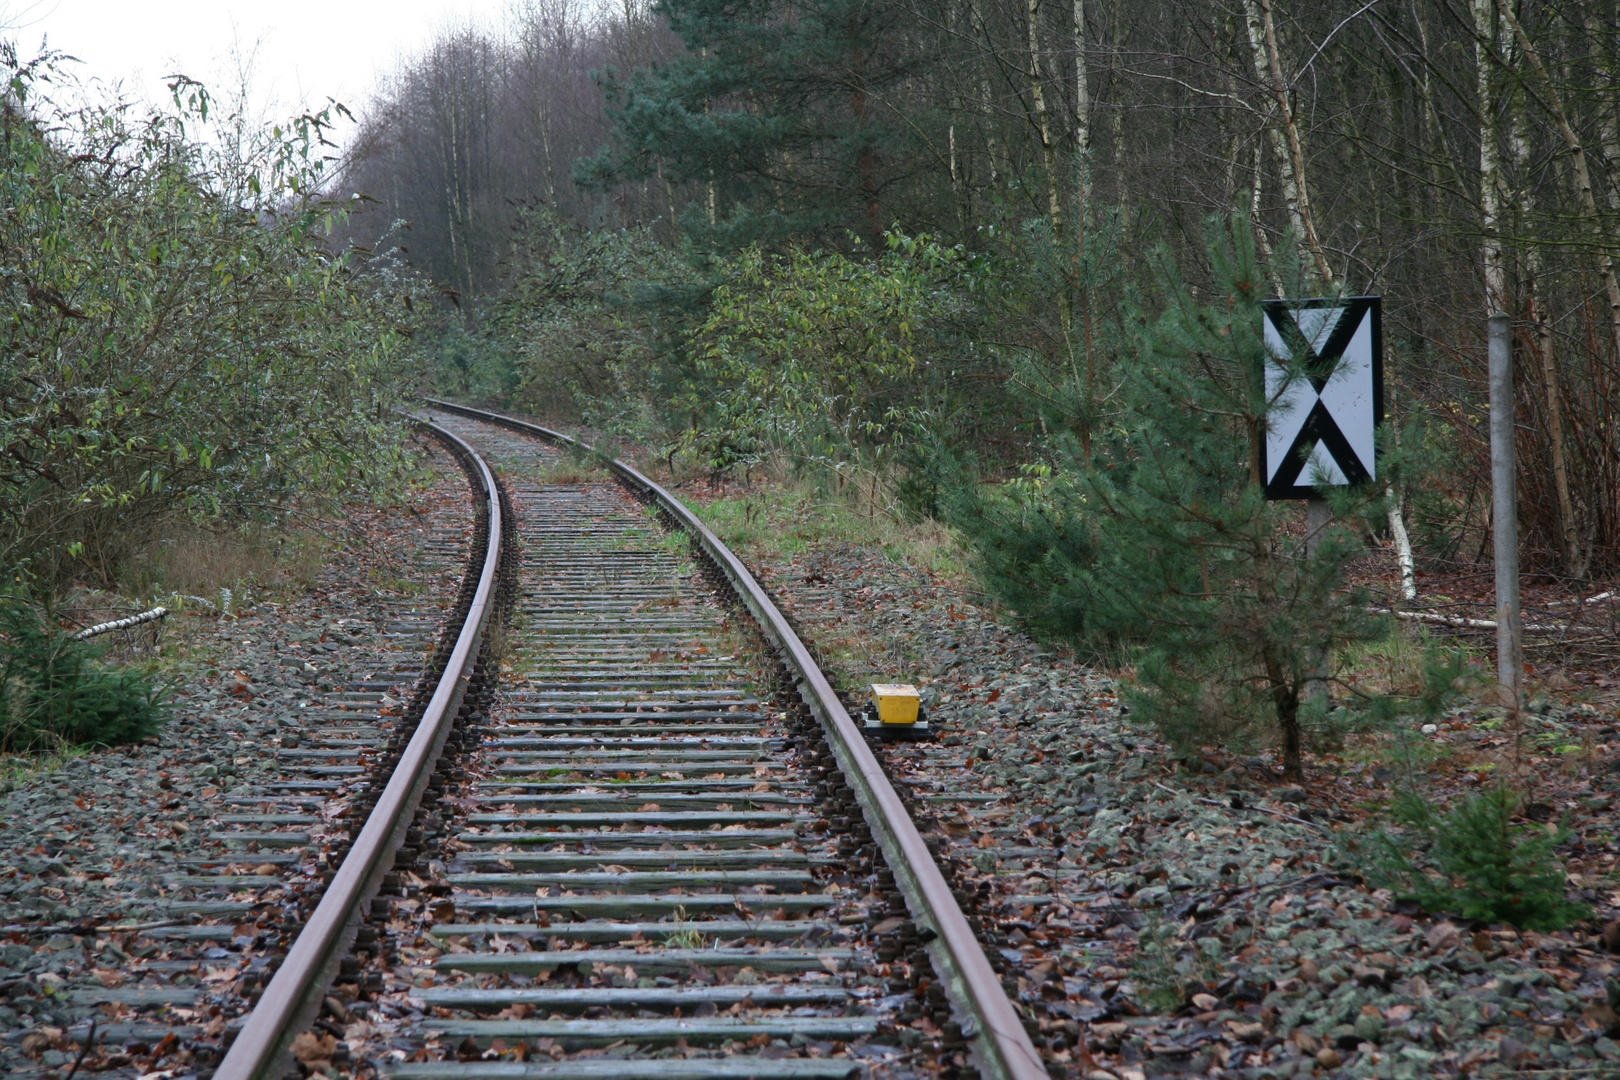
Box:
[0,48,418,591]
[0,603,165,752]
[1368,786,1586,931]
[489,207,700,427]
[683,232,989,481]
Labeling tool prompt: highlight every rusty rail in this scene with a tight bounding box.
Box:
[213,420,506,1080]
[422,397,1049,1080]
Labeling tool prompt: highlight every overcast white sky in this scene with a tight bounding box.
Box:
[2,0,511,119]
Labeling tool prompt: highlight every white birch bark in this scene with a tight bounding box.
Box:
[1026,0,1065,234]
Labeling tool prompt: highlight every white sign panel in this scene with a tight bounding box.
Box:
[1260,296,1383,500]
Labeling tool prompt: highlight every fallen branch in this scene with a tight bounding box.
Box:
[1172,870,1356,920]
[1544,589,1616,607]
[70,606,167,641]
[1373,607,1564,633]
[0,917,186,936]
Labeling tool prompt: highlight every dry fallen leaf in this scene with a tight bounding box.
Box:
[20,1028,58,1058]
[291,1031,337,1065]
[1424,920,1459,951]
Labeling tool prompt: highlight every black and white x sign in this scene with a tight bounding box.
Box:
[1260,296,1383,500]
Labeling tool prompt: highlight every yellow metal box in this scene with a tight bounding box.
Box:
[871,683,921,725]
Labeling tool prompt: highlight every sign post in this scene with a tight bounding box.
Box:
[1261,297,1384,698]
[1487,312,1521,710]
[1260,296,1383,498]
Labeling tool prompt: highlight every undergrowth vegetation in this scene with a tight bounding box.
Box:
[1,49,419,596]
[0,601,166,753]
[695,477,964,582]
[0,47,425,750]
[1369,787,1588,931]
[120,520,332,610]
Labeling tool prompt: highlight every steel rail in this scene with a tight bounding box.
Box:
[214,420,505,1080]
[422,398,1049,1080]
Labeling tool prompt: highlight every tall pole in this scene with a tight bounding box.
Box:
[1304,497,1331,700]
[1304,498,1331,557]
[1488,312,1521,710]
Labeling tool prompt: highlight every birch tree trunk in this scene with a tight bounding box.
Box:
[1026,0,1065,235]
[1251,141,1279,284]
[1510,62,1582,574]
[1247,0,1418,595]
[1073,0,1094,453]
[1257,0,1332,287]
[1241,0,1331,289]
[1476,0,1508,312]
[1073,0,1091,210]
[967,0,1000,185]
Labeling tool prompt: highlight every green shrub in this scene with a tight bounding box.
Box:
[1368,786,1586,931]
[0,604,166,753]
[945,219,1391,777]
[491,206,701,424]
[1,49,417,591]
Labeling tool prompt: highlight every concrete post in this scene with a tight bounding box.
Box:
[1488,311,1521,710]
[1304,497,1331,701]
[1304,498,1331,558]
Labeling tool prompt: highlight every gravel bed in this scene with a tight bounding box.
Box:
[0,438,473,1078]
[697,530,1620,1080]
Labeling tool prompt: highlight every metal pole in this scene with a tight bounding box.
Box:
[1488,312,1521,710]
[1304,497,1331,558]
[1304,497,1331,700]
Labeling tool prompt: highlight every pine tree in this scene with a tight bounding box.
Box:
[579,0,927,249]
[949,219,1387,777]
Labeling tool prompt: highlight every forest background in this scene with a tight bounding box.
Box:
[7,0,1620,767]
[341,0,1618,588]
[337,0,1620,756]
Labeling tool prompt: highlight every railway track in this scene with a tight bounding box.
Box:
[0,437,478,1079]
[7,407,1049,1080]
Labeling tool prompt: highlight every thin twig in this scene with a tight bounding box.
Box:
[0,917,187,936]
[63,1019,95,1080]
[1175,870,1351,918]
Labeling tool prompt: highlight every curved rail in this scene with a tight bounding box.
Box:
[214,420,506,1080]
[422,398,1048,1080]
